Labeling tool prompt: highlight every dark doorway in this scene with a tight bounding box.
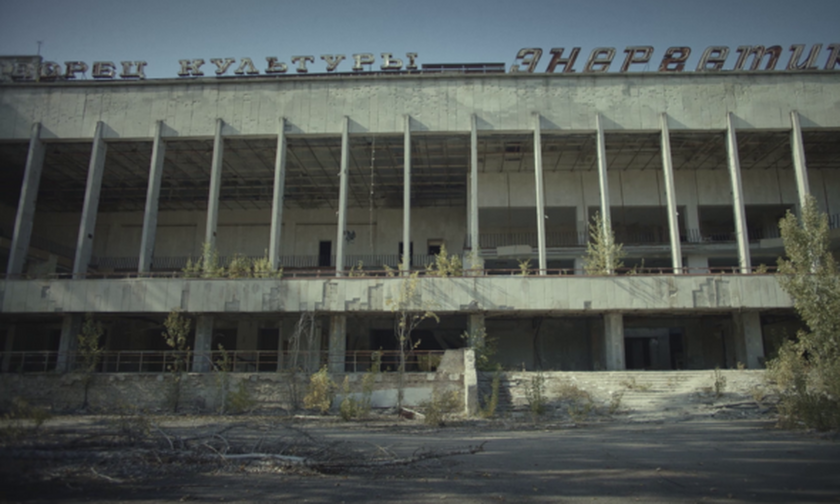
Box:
[258,328,279,371]
[318,241,332,267]
[625,338,653,369]
[398,241,414,267]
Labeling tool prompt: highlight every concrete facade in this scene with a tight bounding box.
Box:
[1,68,837,374]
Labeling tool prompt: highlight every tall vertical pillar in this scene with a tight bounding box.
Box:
[402,115,412,273]
[204,119,224,252]
[2,325,15,373]
[138,120,166,273]
[269,117,288,270]
[789,110,811,211]
[8,123,45,276]
[595,113,614,273]
[603,312,625,371]
[468,114,479,253]
[533,113,547,275]
[328,315,347,373]
[193,315,214,372]
[335,117,350,276]
[56,314,82,373]
[73,121,108,276]
[724,112,752,273]
[734,311,765,369]
[660,114,684,274]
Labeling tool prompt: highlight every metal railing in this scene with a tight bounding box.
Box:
[0,349,446,374]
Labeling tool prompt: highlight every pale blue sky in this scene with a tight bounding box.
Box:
[0,0,838,77]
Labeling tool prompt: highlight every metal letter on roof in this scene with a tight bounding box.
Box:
[320,54,345,71]
[64,61,89,79]
[584,48,615,73]
[658,47,691,72]
[380,53,403,70]
[696,46,729,71]
[234,57,260,75]
[510,48,542,73]
[352,53,375,71]
[265,57,288,74]
[291,56,315,73]
[733,46,782,71]
[120,61,147,79]
[178,59,205,77]
[787,44,822,70]
[620,46,653,72]
[545,47,580,73]
[210,58,236,75]
[92,61,116,79]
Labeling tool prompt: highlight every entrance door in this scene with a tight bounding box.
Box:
[318,241,332,267]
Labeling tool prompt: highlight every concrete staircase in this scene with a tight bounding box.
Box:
[480,370,770,422]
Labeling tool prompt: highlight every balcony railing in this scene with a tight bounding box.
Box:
[0,349,446,374]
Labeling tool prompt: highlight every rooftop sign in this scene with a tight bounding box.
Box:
[510,44,840,73]
[1,44,838,82]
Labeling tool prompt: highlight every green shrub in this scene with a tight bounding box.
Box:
[525,372,547,418]
[421,390,460,426]
[303,366,336,414]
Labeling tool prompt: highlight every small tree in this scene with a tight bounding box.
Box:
[162,309,192,412]
[582,211,625,275]
[77,314,104,409]
[388,268,439,409]
[768,196,840,430]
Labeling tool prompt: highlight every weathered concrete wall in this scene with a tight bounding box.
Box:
[487,317,594,371]
[0,274,792,314]
[0,349,467,413]
[2,73,838,140]
[30,206,467,263]
[477,369,767,417]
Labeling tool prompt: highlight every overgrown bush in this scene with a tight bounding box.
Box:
[421,390,460,426]
[582,211,625,275]
[76,314,104,409]
[767,196,840,431]
[462,326,497,371]
[427,244,462,277]
[480,366,502,419]
[303,366,336,414]
[162,309,192,413]
[525,372,547,418]
[1,397,52,440]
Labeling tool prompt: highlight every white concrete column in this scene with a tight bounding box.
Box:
[741,311,765,369]
[56,314,82,373]
[724,112,751,273]
[7,123,45,276]
[685,203,701,243]
[193,315,214,372]
[660,113,684,274]
[595,113,614,273]
[204,118,224,252]
[73,121,108,276]
[469,114,479,252]
[402,115,411,272]
[789,110,811,211]
[533,113,547,275]
[576,204,588,246]
[467,313,485,340]
[2,325,15,373]
[604,312,625,371]
[269,117,288,270]
[328,315,347,374]
[138,120,166,273]
[336,116,350,276]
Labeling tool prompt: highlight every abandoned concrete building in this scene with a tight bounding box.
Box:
[0,54,838,376]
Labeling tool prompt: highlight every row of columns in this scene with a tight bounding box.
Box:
[8,112,808,371]
[4,110,813,279]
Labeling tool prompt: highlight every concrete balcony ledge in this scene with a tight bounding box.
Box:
[0,274,791,315]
